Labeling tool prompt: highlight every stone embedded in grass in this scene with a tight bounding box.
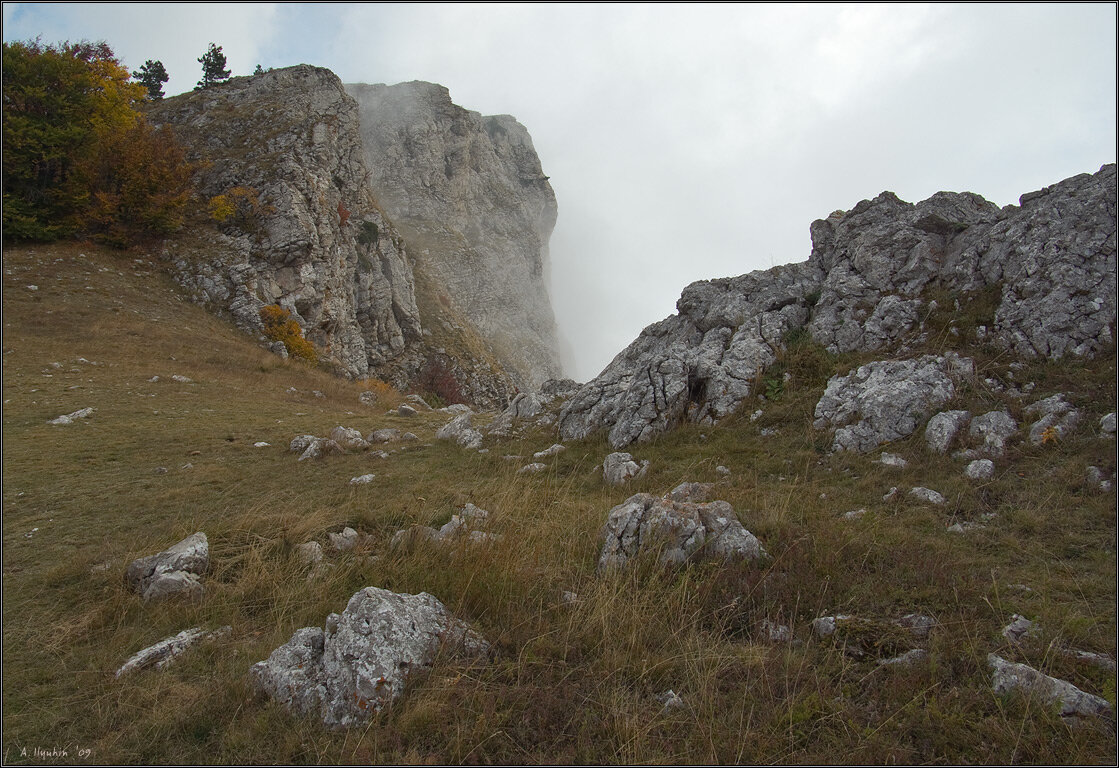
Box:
[597,492,766,572]
[250,587,489,728]
[125,532,209,602]
[876,452,908,468]
[435,412,483,450]
[48,407,94,425]
[367,428,401,443]
[761,620,792,643]
[297,541,323,565]
[988,653,1112,720]
[115,626,231,678]
[328,527,360,552]
[295,437,343,461]
[603,452,648,486]
[349,474,375,485]
[397,404,417,417]
[964,459,995,481]
[1025,393,1081,445]
[1085,466,1114,492]
[171,375,193,383]
[532,444,566,460]
[877,648,927,666]
[1100,412,1117,437]
[968,411,1018,457]
[908,487,946,505]
[254,441,270,447]
[656,689,686,712]
[517,463,546,475]
[925,409,971,454]
[715,465,731,477]
[330,426,368,450]
[1002,614,1039,644]
[843,508,867,521]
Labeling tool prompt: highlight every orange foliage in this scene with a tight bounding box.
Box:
[260,304,317,364]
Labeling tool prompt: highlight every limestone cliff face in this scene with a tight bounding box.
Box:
[150,66,421,379]
[344,81,562,390]
[559,165,1117,449]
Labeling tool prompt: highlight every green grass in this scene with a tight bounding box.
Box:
[2,242,1116,763]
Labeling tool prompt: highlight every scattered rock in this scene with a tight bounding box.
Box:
[908,487,946,505]
[560,590,580,605]
[328,527,360,552]
[1100,412,1116,437]
[968,411,1018,457]
[330,426,369,450]
[349,474,376,485]
[250,587,489,727]
[656,689,686,713]
[988,653,1112,720]
[125,532,209,602]
[1025,394,1081,444]
[877,648,927,666]
[664,482,715,503]
[813,355,971,452]
[761,620,792,643]
[358,391,378,407]
[405,394,432,410]
[48,407,94,425]
[925,409,971,454]
[532,444,566,460]
[715,465,731,477]
[1085,466,1113,492]
[597,492,766,571]
[435,413,483,450]
[897,613,936,639]
[397,404,417,417]
[297,541,324,566]
[517,463,547,475]
[883,487,900,502]
[171,375,193,383]
[843,508,867,521]
[1002,614,1039,644]
[603,452,648,486]
[289,434,318,453]
[116,626,231,678]
[153,466,168,475]
[811,615,854,638]
[298,438,344,462]
[367,428,401,443]
[876,452,908,468]
[254,441,271,448]
[964,459,995,481]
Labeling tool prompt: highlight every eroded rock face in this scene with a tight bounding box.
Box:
[346,81,562,391]
[250,587,489,728]
[597,493,766,571]
[559,166,1116,448]
[152,66,422,380]
[813,355,972,453]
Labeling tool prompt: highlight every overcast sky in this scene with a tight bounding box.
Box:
[5,3,1116,381]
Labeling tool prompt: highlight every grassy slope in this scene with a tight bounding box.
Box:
[2,242,1115,764]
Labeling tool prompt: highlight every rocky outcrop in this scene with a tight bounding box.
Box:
[250,587,489,728]
[988,653,1112,720]
[345,81,562,390]
[125,532,209,601]
[151,66,422,380]
[559,166,1116,448]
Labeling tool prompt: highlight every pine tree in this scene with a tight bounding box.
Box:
[253,64,264,76]
[195,43,230,90]
[135,59,168,100]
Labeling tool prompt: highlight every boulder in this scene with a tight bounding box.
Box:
[250,587,489,727]
[125,532,209,602]
[964,459,995,481]
[925,410,971,454]
[812,355,971,452]
[988,653,1112,719]
[367,428,401,443]
[603,452,648,486]
[1024,393,1080,444]
[908,487,946,505]
[597,493,766,571]
[298,438,344,461]
[1100,412,1117,437]
[328,527,360,552]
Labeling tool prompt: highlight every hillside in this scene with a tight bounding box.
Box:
[2,239,1115,763]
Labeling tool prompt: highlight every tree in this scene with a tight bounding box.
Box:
[135,59,168,100]
[253,64,264,76]
[196,43,230,89]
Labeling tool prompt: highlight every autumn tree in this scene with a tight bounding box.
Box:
[196,43,230,89]
[2,39,193,245]
[135,58,169,100]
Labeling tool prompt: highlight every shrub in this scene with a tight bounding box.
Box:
[356,220,379,246]
[259,304,316,364]
[209,186,267,231]
[415,355,465,405]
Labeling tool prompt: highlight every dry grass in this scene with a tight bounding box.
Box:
[2,242,1116,764]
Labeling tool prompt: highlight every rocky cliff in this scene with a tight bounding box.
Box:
[559,164,1117,449]
[150,66,422,380]
[344,81,562,390]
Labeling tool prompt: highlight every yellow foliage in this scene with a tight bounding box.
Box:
[208,194,235,223]
[259,304,317,364]
[1040,425,1060,445]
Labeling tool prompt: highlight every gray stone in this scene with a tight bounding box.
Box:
[964,459,995,481]
[368,428,401,443]
[250,587,489,727]
[1086,466,1113,492]
[925,410,971,454]
[665,482,715,503]
[656,689,686,712]
[603,452,649,486]
[988,653,1112,719]
[876,452,908,468]
[1002,614,1039,644]
[597,493,766,572]
[126,532,209,602]
[532,444,566,460]
[715,465,731,477]
[298,438,344,461]
[968,411,1018,457]
[813,356,969,452]
[517,463,547,475]
[297,541,323,565]
[397,405,417,417]
[48,407,95,425]
[842,508,867,521]
[1100,412,1117,436]
[897,613,936,639]
[328,527,360,552]
[436,413,483,450]
[1025,394,1081,444]
[878,648,927,666]
[358,391,378,407]
[811,615,854,637]
[761,620,792,643]
[330,426,369,451]
[908,487,946,505]
[349,474,376,485]
[115,626,231,678]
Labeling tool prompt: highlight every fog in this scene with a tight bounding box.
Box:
[5,3,1115,381]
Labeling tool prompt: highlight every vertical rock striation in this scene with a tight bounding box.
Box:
[345,81,563,390]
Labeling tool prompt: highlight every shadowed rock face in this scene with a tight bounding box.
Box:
[345,81,562,390]
[151,66,422,380]
[560,165,1117,449]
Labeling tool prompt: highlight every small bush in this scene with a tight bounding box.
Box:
[416,355,465,405]
[209,186,267,231]
[259,304,316,364]
[356,220,379,246]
